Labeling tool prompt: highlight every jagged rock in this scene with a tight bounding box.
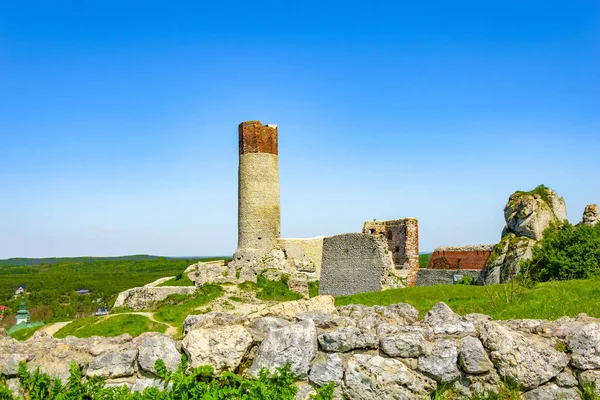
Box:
[486,187,567,283]
[249,320,317,379]
[568,322,600,370]
[132,378,163,393]
[373,303,419,324]
[28,343,94,382]
[182,325,252,373]
[295,382,318,400]
[555,368,578,388]
[0,353,26,376]
[259,296,337,321]
[522,384,581,400]
[343,354,436,399]
[138,335,180,375]
[309,353,343,387]
[87,350,138,379]
[418,339,460,383]
[423,302,476,336]
[481,321,569,390]
[581,204,599,226]
[113,286,197,310]
[248,317,290,343]
[183,312,244,334]
[380,332,425,358]
[459,336,493,374]
[318,326,378,353]
[296,311,354,330]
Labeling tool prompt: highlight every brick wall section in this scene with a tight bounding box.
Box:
[362,219,419,287]
[427,245,494,271]
[239,121,278,155]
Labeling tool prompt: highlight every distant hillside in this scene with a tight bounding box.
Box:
[0,255,228,268]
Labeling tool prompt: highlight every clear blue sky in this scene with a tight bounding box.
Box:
[1,1,598,258]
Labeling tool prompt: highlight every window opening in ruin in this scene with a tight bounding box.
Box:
[369,229,375,234]
[387,231,393,240]
[395,246,400,252]
[258,237,262,240]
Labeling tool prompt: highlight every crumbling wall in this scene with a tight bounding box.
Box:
[319,233,401,296]
[278,237,324,277]
[427,245,494,271]
[415,269,483,286]
[363,219,419,286]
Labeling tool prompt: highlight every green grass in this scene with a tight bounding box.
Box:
[514,184,552,205]
[335,276,600,320]
[419,253,432,268]
[237,276,304,302]
[8,325,44,341]
[308,281,320,298]
[158,273,195,287]
[54,314,167,338]
[153,284,223,331]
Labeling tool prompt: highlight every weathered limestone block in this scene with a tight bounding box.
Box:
[132,378,164,393]
[183,312,244,334]
[568,322,600,370]
[113,286,196,310]
[485,234,535,284]
[319,233,401,297]
[249,320,317,379]
[578,370,600,395]
[423,302,476,336]
[28,343,94,382]
[380,332,426,358]
[309,353,344,387]
[0,353,26,376]
[87,350,138,379]
[138,335,180,375]
[522,384,581,400]
[318,326,378,353]
[581,204,599,226]
[480,321,569,390]
[459,336,494,375]
[182,325,253,373]
[555,368,578,388]
[418,339,461,383]
[259,295,336,321]
[343,354,436,399]
[248,317,290,343]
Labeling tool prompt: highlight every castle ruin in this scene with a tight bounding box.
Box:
[197,120,420,296]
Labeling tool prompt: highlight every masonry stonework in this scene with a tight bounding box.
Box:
[235,121,281,263]
[427,245,494,271]
[363,219,419,286]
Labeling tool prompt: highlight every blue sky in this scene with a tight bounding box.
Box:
[1,1,598,258]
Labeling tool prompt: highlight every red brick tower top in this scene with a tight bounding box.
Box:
[239,121,278,155]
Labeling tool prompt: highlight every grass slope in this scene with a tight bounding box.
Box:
[336,276,600,320]
[54,314,167,338]
[158,274,195,287]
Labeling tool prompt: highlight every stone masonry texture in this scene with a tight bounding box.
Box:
[428,245,494,271]
[363,219,419,286]
[236,121,281,260]
[319,233,389,296]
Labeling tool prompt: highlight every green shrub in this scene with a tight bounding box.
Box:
[308,281,320,298]
[523,222,600,282]
[420,253,432,268]
[456,275,475,285]
[256,276,303,302]
[0,359,333,400]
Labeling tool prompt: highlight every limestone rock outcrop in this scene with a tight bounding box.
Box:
[486,186,568,283]
[580,204,599,226]
[113,286,196,310]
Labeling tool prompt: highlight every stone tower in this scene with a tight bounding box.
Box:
[233,120,281,264]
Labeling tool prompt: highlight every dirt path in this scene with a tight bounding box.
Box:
[39,321,71,336]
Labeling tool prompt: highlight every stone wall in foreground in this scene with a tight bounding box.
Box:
[2,297,600,399]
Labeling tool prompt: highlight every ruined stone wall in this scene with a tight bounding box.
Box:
[362,219,419,286]
[235,121,280,263]
[319,233,402,296]
[278,237,324,278]
[428,245,494,271]
[415,269,484,286]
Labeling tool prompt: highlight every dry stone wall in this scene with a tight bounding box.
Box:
[3,297,600,399]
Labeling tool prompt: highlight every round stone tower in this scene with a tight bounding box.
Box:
[234,120,280,263]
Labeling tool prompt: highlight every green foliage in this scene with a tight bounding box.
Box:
[430,380,521,400]
[335,275,600,320]
[8,325,44,341]
[0,359,330,400]
[514,184,552,205]
[554,341,572,354]
[0,257,228,326]
[582,382,600,400]
[158,274,195,287]
[523,222,600,282]
[456,275,475,285]
[54,314,167,339]
[255,276,303,302]
[152,284,223,332]
[419,253,432,268]
[308,281,320,298]
[310,383,335,399]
